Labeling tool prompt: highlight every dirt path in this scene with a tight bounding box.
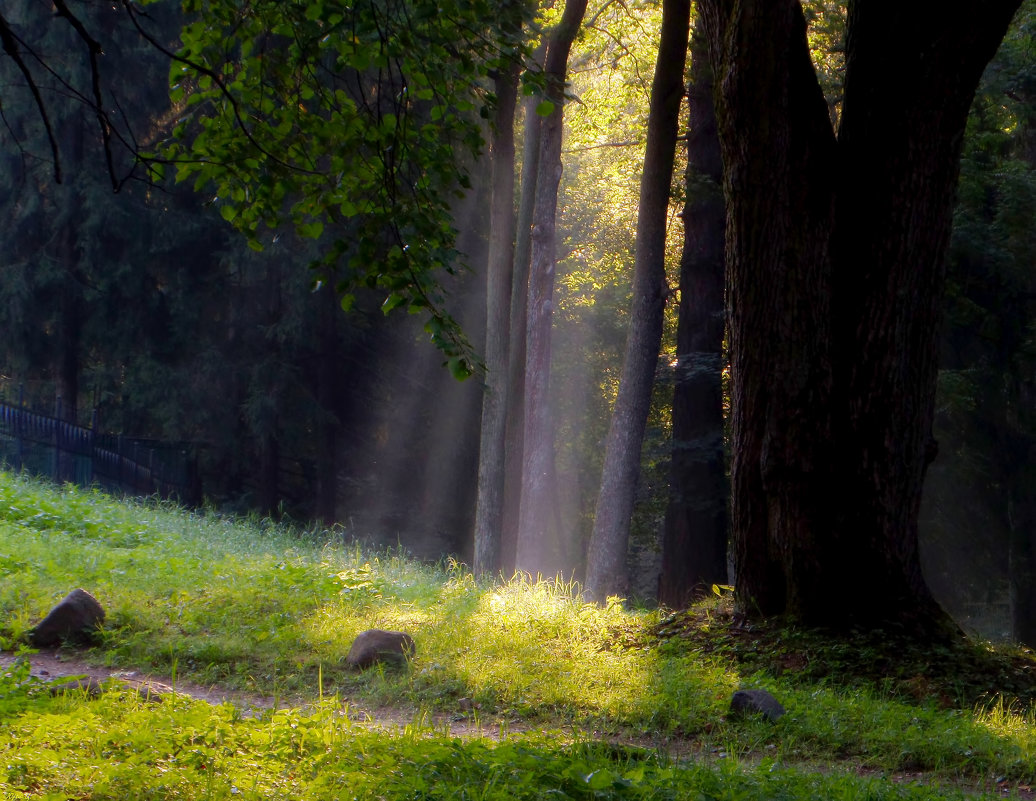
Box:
[0,648,532,738]
[3,649,1033,799]
[1,649,281,711]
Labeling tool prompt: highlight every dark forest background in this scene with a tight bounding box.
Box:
[0,0,1033,639]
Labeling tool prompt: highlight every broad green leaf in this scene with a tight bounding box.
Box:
[382,292,407,314]
[447,356,472,381]
[298,221,324,239]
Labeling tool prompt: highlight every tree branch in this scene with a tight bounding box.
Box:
[52,0,117,190]
[0,11,62,182]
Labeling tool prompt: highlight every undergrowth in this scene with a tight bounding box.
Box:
[0,471,1034,799]
[655,603,1036,709]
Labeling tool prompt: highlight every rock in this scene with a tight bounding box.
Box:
[345,629,415,670]
[47,677,106,698]
[729,688,786,722]
[28,589,105,647]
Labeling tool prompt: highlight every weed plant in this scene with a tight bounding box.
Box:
[1,471,1035,799]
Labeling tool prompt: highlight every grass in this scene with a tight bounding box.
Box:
[1,470,1035,799]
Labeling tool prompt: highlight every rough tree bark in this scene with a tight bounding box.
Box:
[658,13,728,609]
[699,0,1023,630]
[584,0,691,601]
[473,59,520,577]
[515,0,589,578]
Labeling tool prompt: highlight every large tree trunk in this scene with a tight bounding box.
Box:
[701,0,1022,630]
[515,0,589,578]
[473,60,520,577]
[823,2,1021,626]
[584,0,691,601]
[658,14,728,609]
[709,0,837,620]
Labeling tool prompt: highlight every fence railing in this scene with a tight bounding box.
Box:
[0,401,200,505]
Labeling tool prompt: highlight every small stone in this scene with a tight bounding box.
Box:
[729,688,786,722]
[28,589,106,647]
[47,677,105,697]
[345,629,415,670]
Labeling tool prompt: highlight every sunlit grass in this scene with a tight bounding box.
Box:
[1,470,1035,796]
[2,681,1003,800]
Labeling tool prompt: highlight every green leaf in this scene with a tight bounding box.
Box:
[447,356,472,381]
[585,769,616,791]
[382,292,407,314]
[298,221,324,239]
[535,100,555,117]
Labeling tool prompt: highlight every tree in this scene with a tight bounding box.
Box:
[583,0,690,601]
[135,0,527,376]
[699,0,1023,629]
[658,12,728,608]
[515,0,590,577]
[920,1,1036,643]
[473,57,521,577]
[498,74,545,577]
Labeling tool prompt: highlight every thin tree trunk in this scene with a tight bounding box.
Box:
[658,13,727,608]
[473,59,520,577]
[1009,426,1036,644]
[500,42,548,577]
[257,431,280,517]
[315,284,341,525]
[584,0,691,601]
[515,0,589,578]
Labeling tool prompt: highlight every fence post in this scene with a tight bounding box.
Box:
[88,409,98,485]
[53,395,62,483]
[15,385,24,471]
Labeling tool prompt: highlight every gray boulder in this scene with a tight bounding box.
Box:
[345,629,415,669]
[729,689,786,722]
[28,588,105,647]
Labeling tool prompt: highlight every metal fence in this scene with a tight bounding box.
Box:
[0,401,200,504]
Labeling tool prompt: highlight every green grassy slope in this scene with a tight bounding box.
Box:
[1,471,1033,800]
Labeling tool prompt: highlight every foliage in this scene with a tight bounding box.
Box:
[144,0,529,376]
[801,0,846,123]
[0,0,488,528]
[0,651,38,721]
[655,601,1036,710]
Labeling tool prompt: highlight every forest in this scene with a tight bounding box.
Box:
[2,2,1036,799]
[0,0,1034,646]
